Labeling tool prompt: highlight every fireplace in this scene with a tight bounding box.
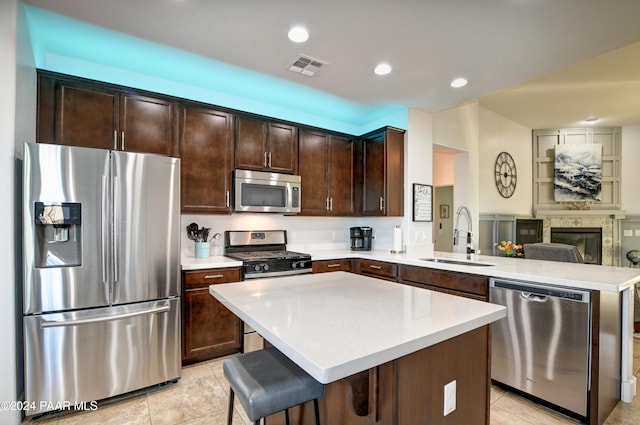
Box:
[551,227,602,265]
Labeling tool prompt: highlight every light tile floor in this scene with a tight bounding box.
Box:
[21,337,640,425]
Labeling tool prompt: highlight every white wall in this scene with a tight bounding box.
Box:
[1,1,18,422]
[433,102,480,254]
[478,107,532,215]
[405,108,434,250]
[622,125,640,215]
[433,151,455,187]
[181,214,404,255]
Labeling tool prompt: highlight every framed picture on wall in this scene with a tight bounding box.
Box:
[412,183,432,222]
[440,204,450,219]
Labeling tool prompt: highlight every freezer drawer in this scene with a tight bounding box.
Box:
[24,298,180,416]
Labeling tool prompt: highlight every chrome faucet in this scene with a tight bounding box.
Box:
[453,205,475,259]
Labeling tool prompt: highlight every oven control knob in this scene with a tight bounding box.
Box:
[291,262,297,269]
[253,264,261,272]
[262,263,269,271]
[298,261,306,268]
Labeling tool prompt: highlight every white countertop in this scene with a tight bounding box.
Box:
[308,248,640,293]
[183,245,640,292]
[181,247,242,270]
[209,271,506,384]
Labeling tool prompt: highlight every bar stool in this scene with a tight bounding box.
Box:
[223,347,324,425]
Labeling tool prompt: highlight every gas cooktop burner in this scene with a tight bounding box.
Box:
[224,230,312,279]
[226,250,310,261]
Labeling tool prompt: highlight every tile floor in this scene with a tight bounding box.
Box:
[21,337,640,425]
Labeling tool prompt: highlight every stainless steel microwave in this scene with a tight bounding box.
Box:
[233,169,301,213]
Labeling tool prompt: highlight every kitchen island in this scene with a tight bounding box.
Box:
[210,271,506,424]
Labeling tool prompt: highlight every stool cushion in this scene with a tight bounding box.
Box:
[223,347,325,421]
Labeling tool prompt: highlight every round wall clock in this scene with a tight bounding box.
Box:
[494,152,517,198]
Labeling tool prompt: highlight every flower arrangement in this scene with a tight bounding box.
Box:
[495,240,523,257]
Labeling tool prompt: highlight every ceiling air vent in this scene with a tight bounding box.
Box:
[288,54,327,77]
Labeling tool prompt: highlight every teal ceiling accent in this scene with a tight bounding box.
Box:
[24,4,407,135]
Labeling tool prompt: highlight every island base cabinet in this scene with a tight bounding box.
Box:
[396,326,490,425]
[265,326,491,425]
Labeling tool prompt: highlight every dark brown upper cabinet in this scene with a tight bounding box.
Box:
[360,127,405,216]
[234,115,298,174]
[37,71,178,156]
[179,104,234,213]
[299,129,355,216]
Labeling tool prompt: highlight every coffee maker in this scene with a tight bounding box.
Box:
[350,226,373,251]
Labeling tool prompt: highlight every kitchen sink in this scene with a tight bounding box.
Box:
[419,258,497,267]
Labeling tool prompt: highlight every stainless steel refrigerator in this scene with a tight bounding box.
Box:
[22,142,181,416]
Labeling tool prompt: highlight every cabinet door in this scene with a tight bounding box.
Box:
[299,130,329,215]
[384,128,404,216]
[234,116,267,171]
[180,106,233,213]
[267,122,298,174]
[327,136,355,215]
[37,75,118,149]
[183,287,242,362]
[362,132,386,215]
[120,93,177,156]
[361,128,404,217]
[182,268,242,363]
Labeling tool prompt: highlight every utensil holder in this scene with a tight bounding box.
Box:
[195,241,211,258]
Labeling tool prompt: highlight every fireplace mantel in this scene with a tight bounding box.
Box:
[535,209,626,219]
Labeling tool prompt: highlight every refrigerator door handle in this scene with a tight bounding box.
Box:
[40,305,170,328]
[101,175,109,284]
[113,176,120,283]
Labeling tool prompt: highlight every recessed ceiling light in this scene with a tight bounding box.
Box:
[450,78,468,88]
[288,26,309,43]
[374,63,392,76]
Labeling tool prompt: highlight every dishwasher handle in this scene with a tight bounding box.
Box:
[521,292,548,303]
[490,278,590,303]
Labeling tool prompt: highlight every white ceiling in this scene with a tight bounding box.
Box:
[23,0,640,129]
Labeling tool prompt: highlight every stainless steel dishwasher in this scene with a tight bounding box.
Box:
[490,278,591,418]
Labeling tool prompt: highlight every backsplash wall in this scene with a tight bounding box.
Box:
[180,214,412,254]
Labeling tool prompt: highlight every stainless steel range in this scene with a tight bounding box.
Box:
[224,230,312,279]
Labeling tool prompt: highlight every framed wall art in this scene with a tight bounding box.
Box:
[440,204,450,219]
[412,183,432,222]
[554,144,602,201]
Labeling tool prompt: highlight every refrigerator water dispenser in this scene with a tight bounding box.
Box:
[34,202,82,268]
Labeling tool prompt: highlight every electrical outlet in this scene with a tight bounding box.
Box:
[444,380,456,416]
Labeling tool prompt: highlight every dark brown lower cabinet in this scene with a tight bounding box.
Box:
[182,268,242,364]
[356,259,398,282]
[312,259,352,273]
[399,264,489,301]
